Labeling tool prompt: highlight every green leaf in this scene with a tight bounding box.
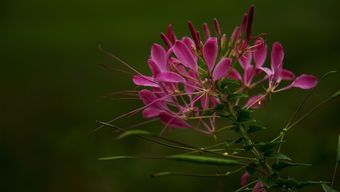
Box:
[255,141,283,152]
[260,177,277,188]
[275,178,329,189]
[264,151,291,160]
[116,130,151,140]
[272,161,311,171]
[337,134,340,163]
[98,155,131,161]
[217,79,240,94]
[237,108,254,123]
[247,125,267,134]
[217,112,232,119]
[220,78,240,87]
[246,163,258,176]
[202,109,214,116]
[214,104,225,111]
[168,155,239,166]
[331,90,340,98]
[227,93,248,101]
[322,184,338,192]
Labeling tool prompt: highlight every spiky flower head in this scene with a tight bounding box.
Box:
[114,5,317,134]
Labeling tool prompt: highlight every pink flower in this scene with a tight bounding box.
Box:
[260,42,318,92]
[108,5,318,134]
[244,94,266,109]
[252,182,267,192]
[240,172,250,186]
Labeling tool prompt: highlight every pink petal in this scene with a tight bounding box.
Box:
[209,96,220,108]
[133,75,159,87]
[143,108,160,118]
[159,112,191,128]
[239,52,252,69]
[227,69,242,81]
[240,172,250,186]
[252,182,267,192]
[155,72,186,83]
[244,65,255,86]
[182,37,195,49]
[281,69,295,80]
[271,42,284,72]
[151,44,168,72]
[169,57,181,65]
[253,40,267,68]
[201,94,209,110]
[185,70,199,94]
[244,94,266,109]
[213,58,232,81]
[138,89,165,110]
[291,74,318,89]
[147,59,160,76]
[173,40,197,71]
[175,64,189,76]
[259,67,273,76]
[203,37,218,72]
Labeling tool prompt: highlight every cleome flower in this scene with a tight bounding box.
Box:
[110,5,318,134]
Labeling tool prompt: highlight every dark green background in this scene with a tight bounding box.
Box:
[1,0,339,191]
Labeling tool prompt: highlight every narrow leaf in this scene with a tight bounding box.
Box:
[168,155,239,166]
[151,172,172,177]
[98,156,132,161]
[276,178,329,189]
[337,134,340,162]
[272,161,311,171]
[227,93,248,101]
[237,109,254,123]
[116,130,152,140]
[255,141,283,152]
[247,125,267,134]
[97,121,120,129]
[264,151,291,160]
[322,184,338,192]
[331,90,340,98]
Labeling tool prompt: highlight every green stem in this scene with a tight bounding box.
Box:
[152,166,245,178]
[331,162,338,188]
[233,180,257,192]
[276,89,340,155]
[238,124,261,159]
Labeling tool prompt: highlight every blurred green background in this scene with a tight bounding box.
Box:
[1,0,340,191]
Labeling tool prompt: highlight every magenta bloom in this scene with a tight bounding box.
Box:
[252,182,267,192]
[110,5,318,134]
[240,172,250,186]
[133,35,233,134]
[259,42,318,92]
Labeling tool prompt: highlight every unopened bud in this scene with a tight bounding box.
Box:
[246,5,255,42]
[203,23,211,39]
[160,33,172,48]
[221,33,227,49]
[187,21,201,50]
[213,18,221,36]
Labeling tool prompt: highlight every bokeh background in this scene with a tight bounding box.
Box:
[1,0,340,191]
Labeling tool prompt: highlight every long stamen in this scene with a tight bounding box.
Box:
[213,18,221,37]
[98,64,134,75]
[98,45,143,75]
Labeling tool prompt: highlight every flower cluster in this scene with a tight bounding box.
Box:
[130,6,317,135]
